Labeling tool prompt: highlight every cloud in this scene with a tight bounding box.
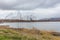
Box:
[0,10,20,19]
[11,0,60,10]
[0,0,60,19]
[0,3,60,20]
[0,0,18,9]
[0,0,60,10]
[20,3,60,19]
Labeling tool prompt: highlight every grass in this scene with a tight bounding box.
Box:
[19,28,60,40]
[0,27,60,40]
[0,27,21,40]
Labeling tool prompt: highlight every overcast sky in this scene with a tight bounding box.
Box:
[0,0,60,19]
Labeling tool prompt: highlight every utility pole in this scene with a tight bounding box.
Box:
[17,10,21,28]
[17,10,22,20]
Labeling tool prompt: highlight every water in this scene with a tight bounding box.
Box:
[19,22,60,32]
[0,22,20,28]
[1,22,60,32]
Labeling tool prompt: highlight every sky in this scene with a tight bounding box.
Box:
[0,0,60,19]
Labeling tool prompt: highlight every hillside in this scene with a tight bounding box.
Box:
[0,26,60,40]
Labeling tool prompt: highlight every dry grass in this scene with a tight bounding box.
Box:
[19,28,60,40]
[0,26,60,40]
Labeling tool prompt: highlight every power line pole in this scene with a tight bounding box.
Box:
[17,10,22,20]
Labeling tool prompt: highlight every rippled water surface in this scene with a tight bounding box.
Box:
[1,22,60,32]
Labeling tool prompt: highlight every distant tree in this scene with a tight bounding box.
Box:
[5,11,20,20]
[29,14,36,20]
[5,12,13,19]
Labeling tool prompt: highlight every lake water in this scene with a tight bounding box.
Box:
[1,22,60,32]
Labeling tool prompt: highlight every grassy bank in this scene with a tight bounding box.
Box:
[0,27,60,40]
[19,28,60,40]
